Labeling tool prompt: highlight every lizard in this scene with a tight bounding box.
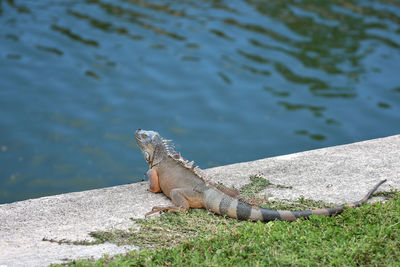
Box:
[135,129,387,222]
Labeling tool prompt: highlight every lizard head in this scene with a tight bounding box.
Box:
[135,129,167,167]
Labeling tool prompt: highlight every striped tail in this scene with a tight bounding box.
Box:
[203,179,386,222]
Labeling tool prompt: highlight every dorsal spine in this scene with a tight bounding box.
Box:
[161,138,211,184]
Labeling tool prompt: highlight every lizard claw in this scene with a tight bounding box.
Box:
[145,210,157,218]
[151,206,165,212]
[145,206,184,218]
[145,206,167,218]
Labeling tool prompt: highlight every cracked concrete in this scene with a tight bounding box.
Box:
[1,134,399,266]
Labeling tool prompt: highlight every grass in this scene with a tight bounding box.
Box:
[239,175,293,200]
[85,209,244,250]
[52,176,400,266]
[239,174,272,199]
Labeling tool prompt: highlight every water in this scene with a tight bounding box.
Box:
[1,0,399,204]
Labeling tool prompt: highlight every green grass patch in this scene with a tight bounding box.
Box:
[90,209,244,249]
[239,175,292,199]
[239,175,271,199]
[56,192,400,266]
[239,175,324,210]
[257,196,334,210]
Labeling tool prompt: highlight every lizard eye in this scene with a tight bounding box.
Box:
[144,152,151,162]
[141,133,147,139]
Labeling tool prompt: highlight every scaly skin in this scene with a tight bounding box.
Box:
[135,129,386,221]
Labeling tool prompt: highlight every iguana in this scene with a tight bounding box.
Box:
[135,129,386,222]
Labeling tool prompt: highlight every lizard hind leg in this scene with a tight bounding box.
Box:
[145,188,198,217]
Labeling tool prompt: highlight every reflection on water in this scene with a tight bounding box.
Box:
[0,0,399,203]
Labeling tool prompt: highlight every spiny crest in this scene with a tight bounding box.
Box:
[161,138,176,155]
[161,137,210,183]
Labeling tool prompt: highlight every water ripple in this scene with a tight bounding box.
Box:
[0,0,399,203]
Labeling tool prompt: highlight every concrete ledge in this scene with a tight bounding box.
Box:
[1,135,399,267]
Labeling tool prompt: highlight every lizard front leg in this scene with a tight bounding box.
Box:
[146,188,202,217]
[147,168,161,193]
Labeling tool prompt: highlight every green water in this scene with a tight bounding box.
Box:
[0,0,399,204]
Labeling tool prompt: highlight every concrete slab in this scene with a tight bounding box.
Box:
[1,135,399,267]
[205,135,400,203]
